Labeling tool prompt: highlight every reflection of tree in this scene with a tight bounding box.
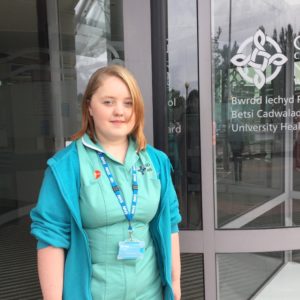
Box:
[214,23,299,169]
[186,90,200,181]
[268,25,294,160]
[213,27,240,102]
[167,87,201,229]
[167,88,185,173]
[168,88,185,121]
[213,27,239,170]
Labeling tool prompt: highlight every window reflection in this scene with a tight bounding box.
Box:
[74,0,124,94]
[167,0,201,229]
[218,252,284,300]
[0,1,124,297]
[213,0,300,228]
[0,0,124,219]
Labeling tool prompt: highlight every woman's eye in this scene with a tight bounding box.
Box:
[103,99,113,105]
[124,101,133,107]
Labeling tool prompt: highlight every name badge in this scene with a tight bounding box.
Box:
[117,240,145,260]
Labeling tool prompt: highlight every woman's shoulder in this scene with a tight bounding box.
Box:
[145,144,168,161]
[47,141,79,167]
[145,144,171,174]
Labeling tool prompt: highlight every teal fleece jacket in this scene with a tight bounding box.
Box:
[30,142,181,300]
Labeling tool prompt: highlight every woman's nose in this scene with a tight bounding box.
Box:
[113,103,124,115]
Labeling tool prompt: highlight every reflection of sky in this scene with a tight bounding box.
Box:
[75,0,111,95]
[213,0,300,48]
[76,55,107,94]
[168,0,198,96]
[285,0,300,5]
[167,0,300,96]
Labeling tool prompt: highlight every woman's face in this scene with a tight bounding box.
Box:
[88,75,135,144]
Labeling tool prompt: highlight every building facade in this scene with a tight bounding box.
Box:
[1,0,300,299]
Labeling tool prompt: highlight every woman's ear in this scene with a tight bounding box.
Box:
[88,99,93,117]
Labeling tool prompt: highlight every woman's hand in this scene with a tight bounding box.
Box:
[171,233,181,300]
[38,246,64,300]
[172,278,181,300]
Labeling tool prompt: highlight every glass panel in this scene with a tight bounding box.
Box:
[293,52,300,191]
[0,0,53,216]
[0,0,124,298]
[243,203,284,228]
[72,0,124,95]
[217,252,284,300]
[254,252,300,299]
[181,253,204,300]
[213,0,300,228]
[292,198,300,225]
[167,0,202,229]
[0,0,124,217]
[292,249,300,262]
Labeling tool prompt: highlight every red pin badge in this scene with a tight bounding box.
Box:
[94,170,101,179]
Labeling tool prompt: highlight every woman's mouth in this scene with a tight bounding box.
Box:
[111,120,125,124]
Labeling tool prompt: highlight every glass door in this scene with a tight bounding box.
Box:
[213,0,293,230]
[151,0,205,298]
[212,0,300,299]
[157,0,300,298]
[0,0,124,298]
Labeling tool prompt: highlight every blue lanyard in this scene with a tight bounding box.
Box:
[97,152,138,235]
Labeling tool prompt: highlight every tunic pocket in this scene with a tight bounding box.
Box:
[79,180,106,228]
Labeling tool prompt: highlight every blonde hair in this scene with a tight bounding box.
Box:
[71,65,147,151]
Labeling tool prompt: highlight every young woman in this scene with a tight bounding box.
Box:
[31,65,182,300]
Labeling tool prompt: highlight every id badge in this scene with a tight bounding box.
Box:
[117,240,145,260]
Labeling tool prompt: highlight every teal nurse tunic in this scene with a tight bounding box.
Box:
[77,135,163,300]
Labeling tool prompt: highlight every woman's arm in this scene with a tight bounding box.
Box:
[38,246,65,300]
[171,232,181,300]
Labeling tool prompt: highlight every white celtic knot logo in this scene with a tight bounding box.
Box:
[231,29,288,89]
